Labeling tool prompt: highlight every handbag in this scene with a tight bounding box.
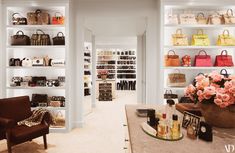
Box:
[193,29,208,45]
[166,12,178,24]
[222,9,235,24]
[52,32,65,45]
[179,96,194,103]
[194,50,212,67]
[220,69,230,78]
[31,94,48,107]
[11,31,30,45]
[51,111,65,127]
[214,50,234,67]
[217,29,235,46]
[52,12,65,25]
[31,29,51,45]
[172,29,188,46]
[179,13,197,24]
[27,9,50,25]
[207,12,222,25]
[12,13,27,25]
[191,29,210,46]
[181,55,191,67]
[196,12,207,24]
[164,50,180,67]
[167,69,186,87]
[164,90,178,105]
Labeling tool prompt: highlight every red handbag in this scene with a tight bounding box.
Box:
[214,50,234,67]
[194,50,212,67]
[52,12,64,25]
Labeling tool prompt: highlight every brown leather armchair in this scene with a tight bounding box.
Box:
[0,96,50,153]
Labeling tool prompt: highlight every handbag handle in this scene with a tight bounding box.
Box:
[12,13,23,18]
[16,30,24,35]
[175,29,183,35]
[173,69,181,73]
[198,50,207,55]
[220,50,228,56]
[57,32,64,37]
[220,69,228,76]
[197,12,205,18]
[164,90,173,94]
[55,12,63,17]
[36,29,45,34]
[197,29,204,35]
[35,9,42,14]
[226,9,234,17]
[223,29,230,36]
[56,111,63,118]
[167,50,176,55]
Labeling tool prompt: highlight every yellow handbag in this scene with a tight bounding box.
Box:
[196,12,207,24]
[222,9,235,24]
[172,29,188,46]
[217,30,235,46]
[191,29,210,46]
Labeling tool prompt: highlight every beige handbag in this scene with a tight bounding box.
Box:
[51,111,65,128]
[207,12,222,25]
[196,12,207,24]
[167,70,186,87]
[166,13,178,24]
[165,50,180,67]
[222,9,235,24]
[179,13,197,24]
[172,29,188,46]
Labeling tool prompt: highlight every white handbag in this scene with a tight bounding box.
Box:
[180,13,197,24]
[223,9,235,24]
[207,12,223,25]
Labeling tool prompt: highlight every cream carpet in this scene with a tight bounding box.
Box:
[0,91,137,153]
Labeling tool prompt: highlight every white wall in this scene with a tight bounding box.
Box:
[0,0,2,98]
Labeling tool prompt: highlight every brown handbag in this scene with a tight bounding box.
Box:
[164,50,180,67]
[52,32,65,45]
[11,30,30,45]
[31,29,51,45]
[167,69,186,87]
[27,9,50,25]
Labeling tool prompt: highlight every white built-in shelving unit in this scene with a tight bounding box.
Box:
[160,2,235,102]
[2,1,70,132]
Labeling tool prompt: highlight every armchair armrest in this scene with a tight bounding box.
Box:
[41,112,53,126]
[0,117,15,129]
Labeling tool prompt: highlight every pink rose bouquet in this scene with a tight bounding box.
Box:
[185,71,235,108]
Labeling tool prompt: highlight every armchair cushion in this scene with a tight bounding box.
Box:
[0,117,15,129]
[11,124,49,144]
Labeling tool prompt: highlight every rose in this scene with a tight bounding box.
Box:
[195,74,205,82]
[196,78,210,90]
[224,81,233,90]
[203,86,216,100]
[209,71,224,82]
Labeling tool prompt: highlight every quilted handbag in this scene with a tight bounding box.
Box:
[172,29,188,46]
[196,12,207,24]
[214,50,234,67]
[222,9,235,24]
[11,30,30,45]
[52,12,65,25]
[27,9,50,25]
[52,32,65,45]
[179,13,197,24]
[31,29,51,45]
[164,50,180,67]
[207,12,223,25]
[167,69,186,87]
[194,50,212,67]
[217,29,235,46]
[191,29,210,46]
[12,13,27,25]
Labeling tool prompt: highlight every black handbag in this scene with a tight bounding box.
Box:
[164,90,178,99]
[31,29,51,45]
[31,94,48,107]
[220,69,230,78]
[179,96,194,103]
[11,31,30,45]
[12,13,27,25]
[32,76,47,86]
[52,32,65,45]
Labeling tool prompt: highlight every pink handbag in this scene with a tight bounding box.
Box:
[194,50,212,67]
[214,50,234,67]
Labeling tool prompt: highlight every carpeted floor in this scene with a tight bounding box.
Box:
[0,91,137,153]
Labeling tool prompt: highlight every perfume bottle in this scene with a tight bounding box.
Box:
[157,113,167,138]
[187,118,197,139]
[171,114,180,139]
[166,99,175,121]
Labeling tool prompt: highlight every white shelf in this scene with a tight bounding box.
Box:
[164,46,235,49]
[117,78,136,80]
[164,24,235,29]
[6,66,65,69]
[6,25,65,29]
[7,86,66,89]
[84,87,91,89]
[96,79,116,81]
[7,45,66,49]
[97,55,114,56]
[163,67,235,70]
[164,87,186,90]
